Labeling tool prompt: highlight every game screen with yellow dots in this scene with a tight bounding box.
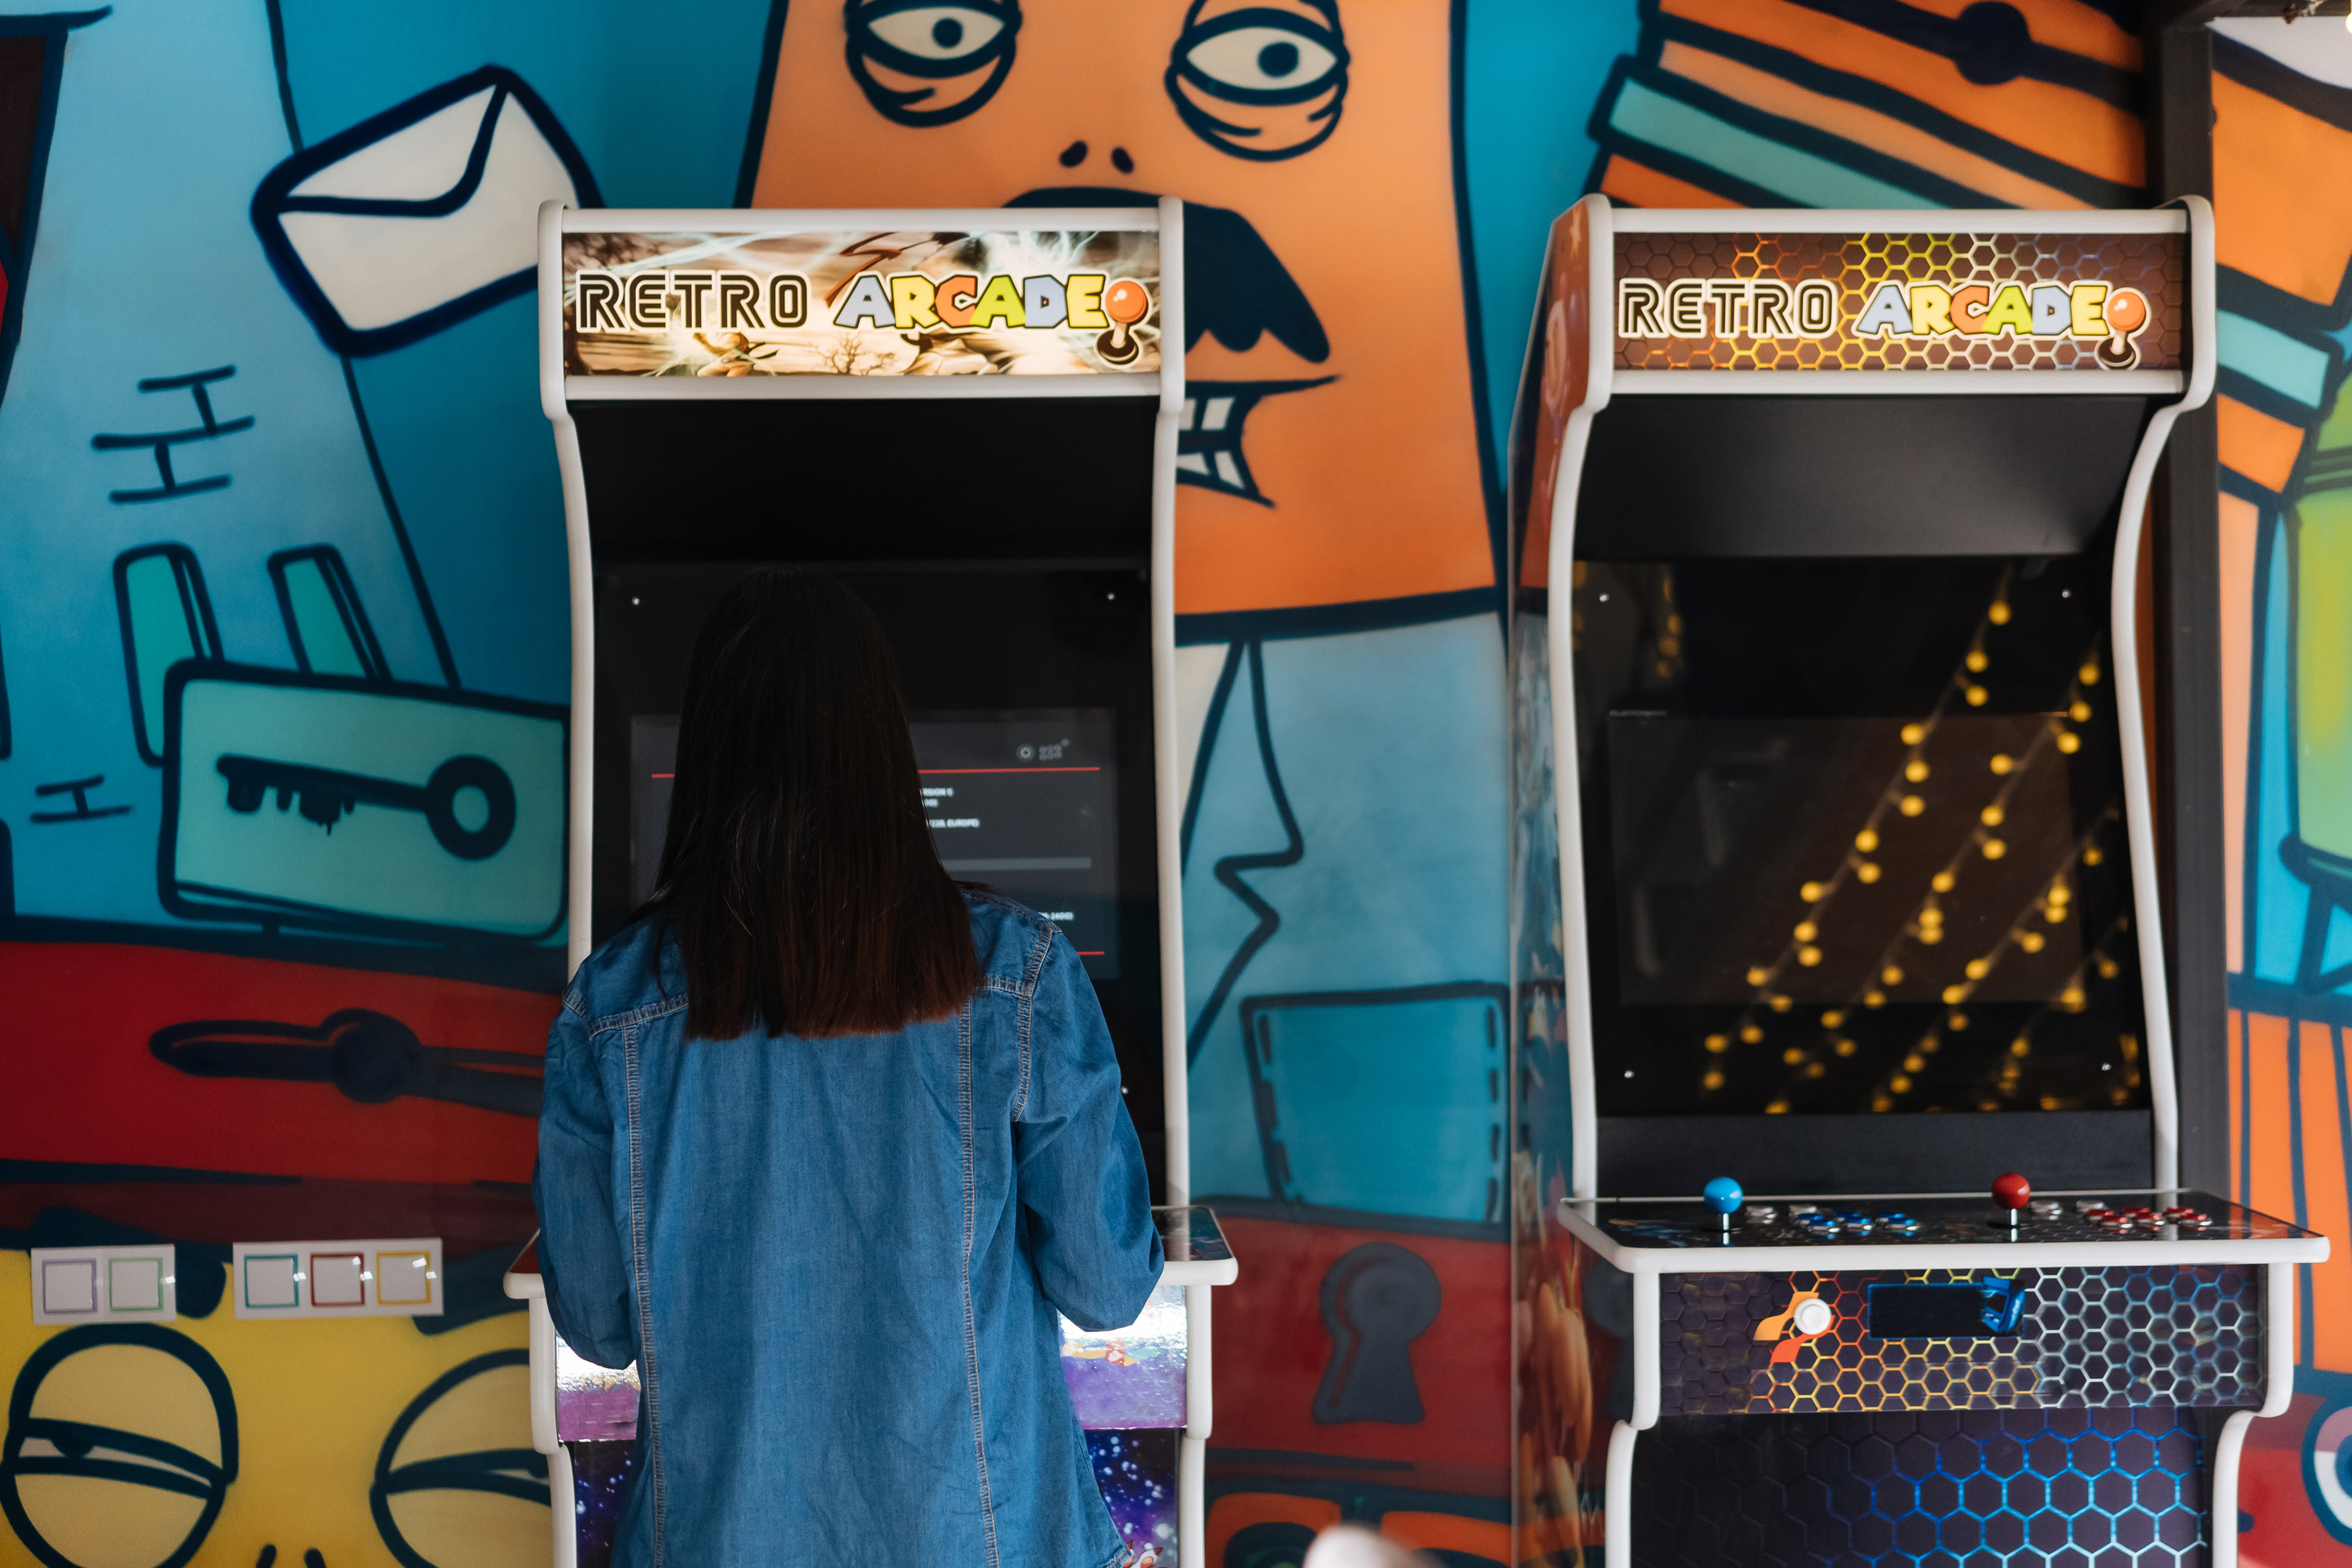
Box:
[1576,551,2146,1119]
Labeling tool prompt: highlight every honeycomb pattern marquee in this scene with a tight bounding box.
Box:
[1630,1406,2210,1568]
[1612,232,2185,373]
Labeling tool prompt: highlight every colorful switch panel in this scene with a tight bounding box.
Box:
[231,1237,443,1319]
[29,1244,177,1324]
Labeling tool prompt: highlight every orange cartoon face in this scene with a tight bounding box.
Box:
[751,0,1495,615]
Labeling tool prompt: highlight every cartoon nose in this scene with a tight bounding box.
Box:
[1053,141,1135,173]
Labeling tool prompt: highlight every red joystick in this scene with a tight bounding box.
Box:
[1993,1173,2031,1232]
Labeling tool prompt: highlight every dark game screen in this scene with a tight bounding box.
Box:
[1573,552,2147,1120]
[630,710,1119,976]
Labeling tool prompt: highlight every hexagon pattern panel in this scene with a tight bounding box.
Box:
[1630,1407,2211,1568]
[1661,1268,2265,1416]
[1611,232,2186,373]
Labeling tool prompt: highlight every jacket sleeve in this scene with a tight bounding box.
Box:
[533,997,638,1369]
[1014,930,1165,1331]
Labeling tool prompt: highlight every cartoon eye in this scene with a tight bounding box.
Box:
[845,0,1021,127]
[370,1351,548,1568]
[0,1327,238,1568]
[864,5,1005,64]
[1182,22,1341,97]
[1166,1,1349,162]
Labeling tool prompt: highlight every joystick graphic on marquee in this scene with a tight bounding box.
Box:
[1097,279,1150,365]
[2094,288,2149,369]
[1702,1175,1742,1241]
[1992,1172,2032,1234]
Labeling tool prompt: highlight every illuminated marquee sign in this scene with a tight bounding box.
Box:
[1615,277,1839,340]
[1611,230,2184,373]
[563,227,1161,378]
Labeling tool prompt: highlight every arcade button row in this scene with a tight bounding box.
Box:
[1698,1174,2213,1240]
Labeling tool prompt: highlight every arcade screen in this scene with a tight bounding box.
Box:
[1573,553,2146,1119]
[632,710,1119,976]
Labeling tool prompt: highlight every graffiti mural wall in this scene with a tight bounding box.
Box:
[3,1,2351,1566]
[2204,18,2352,1565]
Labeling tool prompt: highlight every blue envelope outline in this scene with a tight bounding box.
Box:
[250,64,601,357]
[157,659,569,945]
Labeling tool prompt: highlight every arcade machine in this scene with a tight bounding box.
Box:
[1508,199,2329,1565]
[503,200,1237,1567]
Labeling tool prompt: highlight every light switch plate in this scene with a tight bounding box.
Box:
[231,1238,444,1319]
[31,1244,178,1324]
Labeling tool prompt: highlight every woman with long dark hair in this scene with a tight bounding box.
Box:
[534,566,1162,1568]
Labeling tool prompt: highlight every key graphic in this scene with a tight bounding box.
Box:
[216,753,517,860]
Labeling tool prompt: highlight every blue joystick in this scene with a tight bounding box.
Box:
[1703,1176,1742,1240]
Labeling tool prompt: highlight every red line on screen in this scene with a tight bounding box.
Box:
[650,773,674,778]
[1076,951,1105,956]
[918,766,1102,774]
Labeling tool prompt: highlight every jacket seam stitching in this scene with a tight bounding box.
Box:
[588,994,689,1038]
[959,997,1002,1568]
[1013,925,1056,1119]
[624,1020,666,1566]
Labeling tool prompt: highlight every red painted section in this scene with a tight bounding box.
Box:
[0,942,555,1183]
[2241,1392,2352,1566]
[1209,1215,1509,1482]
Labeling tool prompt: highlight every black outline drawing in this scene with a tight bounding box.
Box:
[1239,981,1508,1225]
[149,1008,543,1117]
[1165,0,1349,163]
[155,661,568,947]
[844,0,1022,127]
[28,775,130,824]
[369,1351,549,1568]
[0,1324,238,1568]
[90,368,254,504]
[250,65,601,358]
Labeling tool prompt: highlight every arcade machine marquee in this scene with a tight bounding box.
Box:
[506,200,1236,1568]
[1510,198,2329,1566]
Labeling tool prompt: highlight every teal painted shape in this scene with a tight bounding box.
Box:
[2255,511,2313,984]
[1607,79,1934,211]
[345,299,571,704]
[270,0,777,704]
[2220,310,2332,411]
[1249,990,1504,1224]
[167,671,565,939]
[1462,0,1636,479]
[118,553,213,761]
[0,0,448,930]
[279,558,369,678]
[1184,617,1510,1215]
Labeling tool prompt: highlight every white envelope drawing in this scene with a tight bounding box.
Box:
[254,65,597,354]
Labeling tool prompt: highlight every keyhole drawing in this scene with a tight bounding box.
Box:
[1311,1242,1441,1424]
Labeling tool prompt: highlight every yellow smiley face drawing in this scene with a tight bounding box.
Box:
[0,1253,547,1568]
[751,0,1495,617]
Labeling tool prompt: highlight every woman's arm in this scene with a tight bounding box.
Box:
[1014,930,1166,1332]
[533,998,638,1368]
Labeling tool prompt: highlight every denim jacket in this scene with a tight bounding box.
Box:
[534,891,1163,1568]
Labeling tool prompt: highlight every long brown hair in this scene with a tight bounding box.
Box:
[646,567,978,1039]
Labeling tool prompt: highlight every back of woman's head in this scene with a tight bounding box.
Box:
[649,567,978,1039]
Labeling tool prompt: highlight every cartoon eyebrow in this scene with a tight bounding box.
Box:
[1009,188,1328,363]
[6,1417,224,1498]
[375,1446,550,1507]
